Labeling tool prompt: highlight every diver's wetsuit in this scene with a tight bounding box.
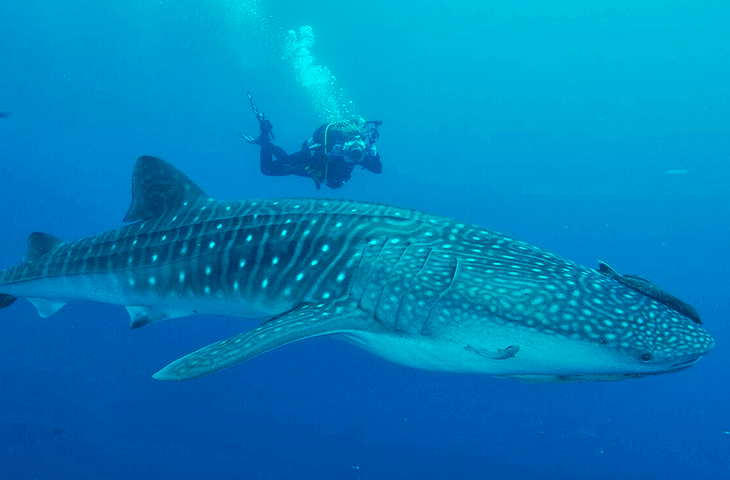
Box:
[259,123,382,189]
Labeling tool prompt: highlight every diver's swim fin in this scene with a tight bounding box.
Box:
[247,92,274,140]
[239,132,267,145]
[239,132,256,143]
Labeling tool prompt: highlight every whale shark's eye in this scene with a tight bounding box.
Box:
[639,353,654,363]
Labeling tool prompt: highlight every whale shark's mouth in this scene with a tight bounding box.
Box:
[642,358,702,377]
[666,358,702,372]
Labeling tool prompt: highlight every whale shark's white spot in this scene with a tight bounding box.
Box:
[204,286,211,294]
[311,260,318,266]
[179,272,185,282]
[209,241,215,248]
[272,257,279,265]
[205,266,212,275]
[239,260,246,268]
[128,278,135,286]
[233,281,239,290]
[281,230,287,236]
[246,235,253,242]
[152,254,158,262]
[262,279,269,288]
[296,273,304,281]
[148,277,156,286]
[322,245,330,252]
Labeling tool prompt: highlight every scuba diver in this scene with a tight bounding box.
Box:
[241,93,382,190]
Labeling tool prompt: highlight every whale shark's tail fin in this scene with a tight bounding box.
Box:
[0,294,17,310]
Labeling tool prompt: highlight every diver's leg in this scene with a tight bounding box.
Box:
[260,141,292,176]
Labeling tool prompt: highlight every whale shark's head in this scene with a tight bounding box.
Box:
[501,286,716,383]
[597,295,715,379]
[456,257,715,382]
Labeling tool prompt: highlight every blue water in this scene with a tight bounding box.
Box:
[1,1,728,478]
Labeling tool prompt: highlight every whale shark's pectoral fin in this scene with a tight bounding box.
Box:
[27,298,67,318]
[465,344,519,360]
[153,300,369,381]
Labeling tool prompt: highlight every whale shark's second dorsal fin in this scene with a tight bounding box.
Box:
[23,232,64,262]
[123,156,211,222]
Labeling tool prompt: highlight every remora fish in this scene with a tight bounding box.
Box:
[0,157,714,382]
[597,260,702,325]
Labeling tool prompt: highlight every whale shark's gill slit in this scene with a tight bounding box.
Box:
[422,256,459,335]
[346,240,372,300]
[352,238,388,307]
[394,247,433,331]
[372,242,411,328]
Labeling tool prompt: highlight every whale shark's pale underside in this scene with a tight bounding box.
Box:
[0,157,714,382]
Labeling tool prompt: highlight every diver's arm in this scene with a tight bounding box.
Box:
[360,154,382,174]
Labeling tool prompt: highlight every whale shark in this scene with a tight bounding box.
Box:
[0,156,714,381]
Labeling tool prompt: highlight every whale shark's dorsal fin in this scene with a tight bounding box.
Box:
[23,232,63,262]
[123,156,211,222]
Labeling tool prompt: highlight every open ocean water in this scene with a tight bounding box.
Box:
[0,1,728,478]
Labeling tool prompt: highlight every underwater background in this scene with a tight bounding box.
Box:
[0,0,728,478]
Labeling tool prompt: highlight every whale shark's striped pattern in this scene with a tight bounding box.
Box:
[0,157,714,381]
